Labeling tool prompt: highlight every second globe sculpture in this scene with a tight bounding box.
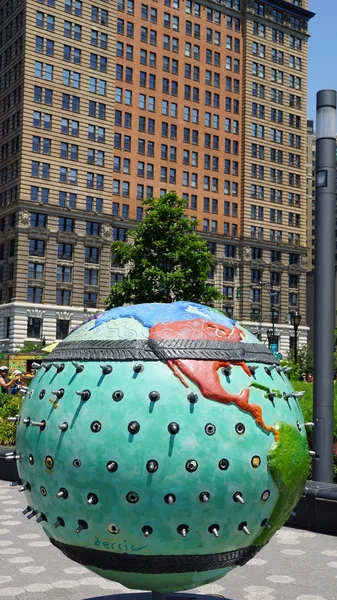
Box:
[13,302,309,593]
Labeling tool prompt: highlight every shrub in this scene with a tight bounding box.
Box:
[293,381,337,483]
[0,393,23,446]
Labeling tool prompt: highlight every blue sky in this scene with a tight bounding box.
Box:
[308,0,337,119]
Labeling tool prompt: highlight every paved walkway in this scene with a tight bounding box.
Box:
[0,479,335,600]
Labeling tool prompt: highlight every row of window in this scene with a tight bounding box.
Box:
[0,160,18,184]
[1,135,20,161]
[117,69,238,100]
[253,105,301,128]
[30,212,102,234]
[32,141,105,163]
[34,86,106,120]
[112,175,239,197]
[31,167,105,189]
[117,0,240,26]
[247,289,299,306]
[253,2,306,32]
[252,144,302,169]
[252,124,302,147]
[204,220,237,236]
[250,227,301,246]
[29,192,103,212]
[36,5,109,31]
[253,48,302,70]
[36,38,108,72]
[32,137,105,165]
[251,165,301,184]
[114,131,240,156]
[252,63,302,89]
[223,247,299,266]
[33,112,106,141]
[114,150,240,174]
[253,22,305,42]
[28,262,97,284]
[26,287,98,307]
[28,234,127,264]
[0,186,18,206]
[25,246,303,273]
[253,84,302,110]
[251,186,301,203]
[34,61,107,94]
[1,106,20,135]
[0,34,23,73]
[29,214,127,239]
[251,206,301,226]
[1,84,21,115]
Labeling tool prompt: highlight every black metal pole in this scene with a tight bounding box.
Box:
[313,89,336,483]
[271,292,275,345]
[294,324,298,365]
[268,282,275,350]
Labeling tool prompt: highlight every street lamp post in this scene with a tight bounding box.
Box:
[313,90,336,483]
[83,301,88,323]
[238,280,278,351]
[270,283,276,346]
[290,312,301,365]
[267,328,273,349]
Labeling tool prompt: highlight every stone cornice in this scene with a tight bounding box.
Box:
[245,0,314,36]
[28,227,50,240]
[261,0,314,21]
[57,231,79,244]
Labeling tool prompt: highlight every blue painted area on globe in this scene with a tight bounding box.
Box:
[90,301,236,331]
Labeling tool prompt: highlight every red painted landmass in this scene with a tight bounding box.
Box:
[150,319,278,440]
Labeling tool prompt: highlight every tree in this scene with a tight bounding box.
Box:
[106,192,223,308]
[16,340,45,353]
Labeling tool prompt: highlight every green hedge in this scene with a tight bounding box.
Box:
[293,381,337,483]
[0,393,23,446]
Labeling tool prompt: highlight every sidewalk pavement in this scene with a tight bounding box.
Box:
[0,479,335,600]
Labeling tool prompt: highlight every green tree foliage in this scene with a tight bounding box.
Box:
[0,393,23,446]
[16,341,44,353]
[106,192,223,308]
[282,345,314,380]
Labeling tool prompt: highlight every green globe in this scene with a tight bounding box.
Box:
[16,302,309,592]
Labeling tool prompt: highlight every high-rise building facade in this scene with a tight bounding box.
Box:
[0,0,117,350]
[0,0,313,355]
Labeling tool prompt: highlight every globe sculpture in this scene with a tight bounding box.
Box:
[14,302,309,593]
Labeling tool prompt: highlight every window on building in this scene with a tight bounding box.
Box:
[28,262,44,280]
[27,317,42,338]
[58,243,73,260]
[57,266,72,283]
[84,292,98,308]
[56,289,71,306]
[56,319,70,340]
[29,239,45,257]
[27,287,43,304]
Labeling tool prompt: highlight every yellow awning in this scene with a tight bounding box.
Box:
[42,341,60,353]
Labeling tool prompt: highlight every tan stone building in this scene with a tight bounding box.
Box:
[0,0,313,354]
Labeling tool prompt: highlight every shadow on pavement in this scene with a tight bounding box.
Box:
[83,594,233,600]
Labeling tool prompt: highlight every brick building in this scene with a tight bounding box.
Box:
[0,0,313,354]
